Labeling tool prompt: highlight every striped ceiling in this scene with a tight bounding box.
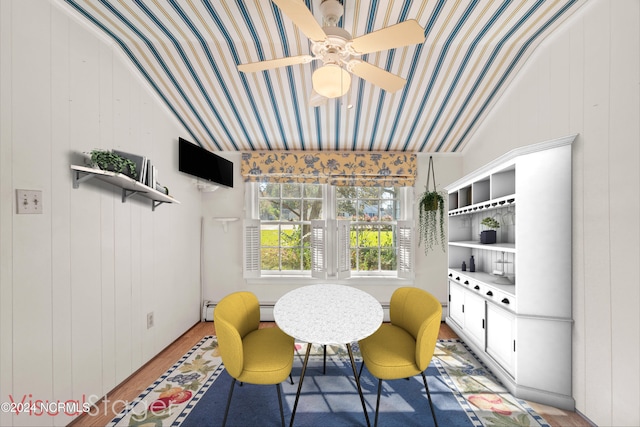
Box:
[60,0,586,153]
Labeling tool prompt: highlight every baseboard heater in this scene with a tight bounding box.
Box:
[202,301,389,322]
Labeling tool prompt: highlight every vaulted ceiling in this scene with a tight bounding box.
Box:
[60,0,585,153]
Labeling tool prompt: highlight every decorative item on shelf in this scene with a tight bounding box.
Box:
[87,149,138,179]
[501,204,516,226]
[461,261,466,271]
[492,251,513,284]
[155,183,169,195]
[469,255,476,272]
[418,156,446,254]
[480,216,500,244]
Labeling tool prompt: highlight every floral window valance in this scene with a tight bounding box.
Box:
[241,152,417,187]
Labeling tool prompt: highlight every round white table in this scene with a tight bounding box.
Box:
[274,284,383,427]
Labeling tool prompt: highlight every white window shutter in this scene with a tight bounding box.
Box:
[311,220,327,279]
[243,219,261,278]
[336,220,351,279]
[397,220,414,279]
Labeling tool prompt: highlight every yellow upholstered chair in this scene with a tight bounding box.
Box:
[214,291,294,427]
[358,287,442,427]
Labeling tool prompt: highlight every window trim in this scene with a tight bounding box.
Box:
[244,183,414,282]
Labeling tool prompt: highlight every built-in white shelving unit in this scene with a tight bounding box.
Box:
[71,165,180,211]
[445,135,576,410]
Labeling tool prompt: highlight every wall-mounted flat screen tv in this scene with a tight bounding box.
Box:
[178,137,233,188]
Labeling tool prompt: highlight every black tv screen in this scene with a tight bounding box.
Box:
[178,137,233,188]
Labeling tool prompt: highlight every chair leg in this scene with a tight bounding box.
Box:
[374,379,382,427]
[222,377,237,427]
[276,383,285,427]
[289,374,294,385]
[421,372,438,427]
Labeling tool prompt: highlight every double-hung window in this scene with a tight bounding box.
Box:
[337,186,405,274]
[255,182,323,273]
[244,183,414,280]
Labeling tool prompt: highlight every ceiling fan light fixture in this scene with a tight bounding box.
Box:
[312,64,351,98]
[319,0,344,26]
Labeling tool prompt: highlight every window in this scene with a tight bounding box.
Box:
[258,183,323,272]
[337,187,401,273]
[244,183,414,279]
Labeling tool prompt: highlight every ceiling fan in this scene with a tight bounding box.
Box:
[237,0,425,105]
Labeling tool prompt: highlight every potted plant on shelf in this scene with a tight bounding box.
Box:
[418,156,446,254]
[480,217,500,244]
[88,149,137,179]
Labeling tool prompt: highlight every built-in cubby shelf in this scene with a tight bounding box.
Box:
[71,165,180,211]
[448,163,515,211]
[444,135,576,411]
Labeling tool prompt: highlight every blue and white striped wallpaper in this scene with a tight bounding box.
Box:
[59,0,586,152]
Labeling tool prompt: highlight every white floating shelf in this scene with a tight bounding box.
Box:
[71,165,179,211]
[212,217,239,232]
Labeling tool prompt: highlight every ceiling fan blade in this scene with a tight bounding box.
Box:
[348,60,406,93]
[349,19,425,54]
[271,0,327,42]
[238,55,313,73]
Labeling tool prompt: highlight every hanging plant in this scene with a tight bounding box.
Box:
[418,156,446,254]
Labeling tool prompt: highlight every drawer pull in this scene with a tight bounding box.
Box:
[486,291,493,296]
[474,285,480,290]
[464,280,469,285]
[449,273,453,277]
[456,277,460,281]
[502,298,510,304]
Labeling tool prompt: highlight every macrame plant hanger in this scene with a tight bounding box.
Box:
[425,156,438,210]
[418,156,446,254]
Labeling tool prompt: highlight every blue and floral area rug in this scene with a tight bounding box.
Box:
[107,336,550,427]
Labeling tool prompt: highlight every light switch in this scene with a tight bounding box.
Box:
[16,190,43,214]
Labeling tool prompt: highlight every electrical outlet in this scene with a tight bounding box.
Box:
[16,189,43,214]
[147,312,154,329]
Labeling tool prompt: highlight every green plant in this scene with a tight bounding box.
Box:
[89,149,137,179]
[418,190,446,254]
[418,156,446,254]
[481,217,500,229]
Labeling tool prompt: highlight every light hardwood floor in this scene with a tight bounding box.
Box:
[69,322,590,427]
